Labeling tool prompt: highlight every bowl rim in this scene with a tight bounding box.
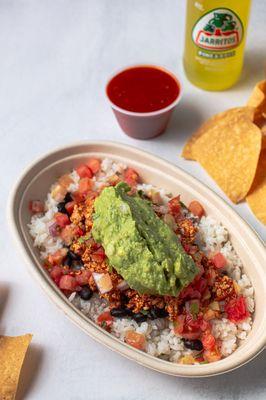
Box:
[105,64,183,117]
[7,140,266,377]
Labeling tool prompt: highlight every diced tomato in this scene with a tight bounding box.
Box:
[55,212,70,228]
[58,174,73,188]
[125,331,146,350]
[124,168,139,187]
[97,311,113,330]
[203,346,221,363]
[183,243,190,253]
[194,264,204,281]
[75,269,92,285]
[199,319,210,332]
[188,313,210,330]
[91,247,106,263]
[201,331,216,350]
[76,164,93,179]
[182,331,201,340]
[168,196,181,216]
[50,266,63,284]
[173,315,185,334]
[72,226,84,237]
[224,296,250,323]
[174,313,211,340]
[72,191,84,203]
[195,355,205,363]
[78,177,93,194]
[179,284,201,300]
[185,313,202,330]
[60,225,82,245]
[47,248,68,266]
[29,200,44,214]
[189,245,199,255]
[60,225,76,245]
[87,190,98,200]
[59,275,79,291]
[211,252,227,269]
[194,277,207,294]
[86,158,101,174]
[188,201,205,218]
[65,201,75,215]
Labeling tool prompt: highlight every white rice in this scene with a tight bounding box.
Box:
[28,158,255,363]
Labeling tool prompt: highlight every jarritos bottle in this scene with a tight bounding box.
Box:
[183,0,251,90]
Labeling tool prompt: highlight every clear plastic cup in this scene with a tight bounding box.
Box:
[106,65,183,140]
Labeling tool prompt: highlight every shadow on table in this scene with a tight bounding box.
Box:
[0,282,10,335]
[154,99,203,147]
[16,344,44,400]
[0,282,44,399]
[234,48,266,92]
[165,349,266,397]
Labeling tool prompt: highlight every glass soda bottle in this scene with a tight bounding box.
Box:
[183,0,251,91]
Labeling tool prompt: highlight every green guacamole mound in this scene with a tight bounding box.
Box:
[92,182,198,296]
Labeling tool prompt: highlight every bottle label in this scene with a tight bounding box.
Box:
[192,8,243,52]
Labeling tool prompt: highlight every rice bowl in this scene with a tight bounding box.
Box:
[28,157,255,365]
[8,142,266,377]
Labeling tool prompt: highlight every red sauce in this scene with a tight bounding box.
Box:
[107,66,180,113]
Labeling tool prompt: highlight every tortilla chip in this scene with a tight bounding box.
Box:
[247,80,266,122]
[246,149,266,225]
[192,115,262,203]
[0,334,32,400]
[262,126,266,150]
[254,118,266,150]
[182,107,255,160]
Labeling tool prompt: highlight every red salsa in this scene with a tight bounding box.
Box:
[106,66,180,113]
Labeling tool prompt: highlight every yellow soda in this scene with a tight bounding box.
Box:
[183,0,251,91]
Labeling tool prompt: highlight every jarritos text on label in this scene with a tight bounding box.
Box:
[192,8,243,52]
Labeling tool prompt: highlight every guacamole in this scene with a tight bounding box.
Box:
[92,183,198,296]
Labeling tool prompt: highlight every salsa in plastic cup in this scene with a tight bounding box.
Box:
[106,65,182,139]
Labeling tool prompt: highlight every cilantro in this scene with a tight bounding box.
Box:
[101,321,107,329]
[199,361,209,364]
[141,310,149,315]
[78,233,91,244]
[190,302,199,318]
[108,262,113,273]
[179,201,188,210]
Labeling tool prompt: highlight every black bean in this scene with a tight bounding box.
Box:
[64,255,72,267]
[182,339,203,351]
[120,293,128,304]
[125,308,133,316]
[64,192,73,203]
[67,250,79,260]
[110,308,129,318]
[147,309,156,320]
[148,307,168,320]
[153,307,169,318]
[79,286,93,301]
[57,202,67,214]
[133,313,148,323]
[71,261,83,271]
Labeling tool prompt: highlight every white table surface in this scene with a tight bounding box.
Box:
[1,1,265,399]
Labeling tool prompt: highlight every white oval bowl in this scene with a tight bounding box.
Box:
[8,141,266,377]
